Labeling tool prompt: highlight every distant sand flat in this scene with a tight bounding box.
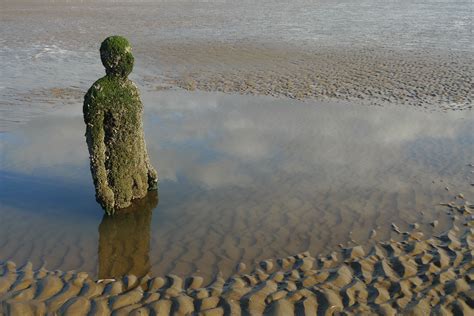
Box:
[1,0,473,119]
[155,42,473,110]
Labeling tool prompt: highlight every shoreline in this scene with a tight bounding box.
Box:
[1,199,472,315]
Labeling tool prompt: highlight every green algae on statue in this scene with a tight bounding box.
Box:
[83,36,157,214]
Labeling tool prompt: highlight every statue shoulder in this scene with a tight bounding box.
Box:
[125,79,143,108]
[84,77,109,101]
[127,80,141,96]
[83,77,110,119]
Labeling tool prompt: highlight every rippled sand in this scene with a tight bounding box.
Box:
[157,43,473,110]
[1,199,472,315]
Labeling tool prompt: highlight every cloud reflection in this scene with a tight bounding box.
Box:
[1,90,472,279]
[1,91,471,192]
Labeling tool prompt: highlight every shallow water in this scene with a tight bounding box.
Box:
[1,0,473,281]
[1,90,472,280]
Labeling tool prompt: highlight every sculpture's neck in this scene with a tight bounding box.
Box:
[105,71,128,81]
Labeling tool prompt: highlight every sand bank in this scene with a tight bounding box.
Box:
[1,199,472,315]
[151,43,473,111]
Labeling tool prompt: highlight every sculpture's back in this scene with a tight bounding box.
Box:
[84,36,157,214]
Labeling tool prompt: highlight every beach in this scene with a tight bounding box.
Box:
[159,43,473,110]
[1,0,473,131]
[1,199,472,315]
[1,0,473,314]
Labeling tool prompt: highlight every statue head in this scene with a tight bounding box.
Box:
[100,36,134,78]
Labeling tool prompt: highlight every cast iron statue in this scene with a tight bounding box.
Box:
[84,36,157,214]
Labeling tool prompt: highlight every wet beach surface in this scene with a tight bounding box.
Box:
[1,0,473,132]
[0,1,473,314]
[1,90,473,281]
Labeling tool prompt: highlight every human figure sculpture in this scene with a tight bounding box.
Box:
[84,36,157,214]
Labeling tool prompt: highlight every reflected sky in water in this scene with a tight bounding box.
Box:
[0,91,472,279]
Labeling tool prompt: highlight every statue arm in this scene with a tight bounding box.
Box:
[84,89,115,213]
[132,82,158,190]
[140,119,157,190]
[145,149,158,190]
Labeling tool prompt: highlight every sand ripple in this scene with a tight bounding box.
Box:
[154,43,473,110]
[1,200,472,315]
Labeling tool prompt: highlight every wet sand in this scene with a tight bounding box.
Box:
[1,1,473,314]
[1,1,473,132]
[1,92,473,282]
[1,199,472,315]
[156,42,473,110]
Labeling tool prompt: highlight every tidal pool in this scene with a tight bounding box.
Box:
[0,91,472,281]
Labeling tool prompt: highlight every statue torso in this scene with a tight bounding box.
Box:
[84,76,149,206]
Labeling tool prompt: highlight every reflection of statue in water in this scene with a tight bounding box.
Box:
[98,190,158,279]
[83,36,157,214]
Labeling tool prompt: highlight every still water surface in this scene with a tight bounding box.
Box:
[1,91,472,280]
